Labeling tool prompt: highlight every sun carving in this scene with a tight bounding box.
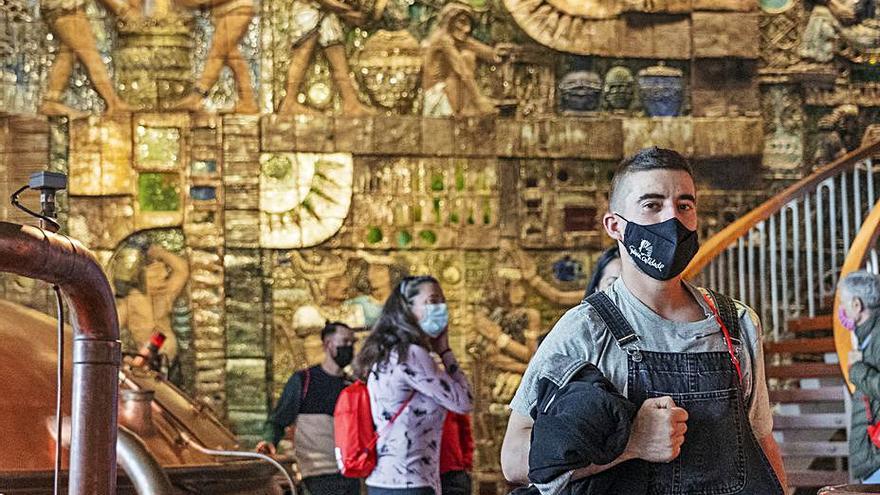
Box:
[502,0,701,56]
[259,152,354,248]
[502,0,628,55]
[530,0,625,18]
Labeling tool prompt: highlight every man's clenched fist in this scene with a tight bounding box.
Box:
[625,396,688,463]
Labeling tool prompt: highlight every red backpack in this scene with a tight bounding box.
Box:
[333,380,413,478]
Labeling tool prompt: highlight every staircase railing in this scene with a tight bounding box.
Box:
[683,140,880,341]
[833,198,880,390]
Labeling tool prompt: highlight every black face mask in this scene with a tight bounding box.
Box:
[616,214,699,281]
[333,345,354,368]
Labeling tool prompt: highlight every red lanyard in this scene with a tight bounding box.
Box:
[701,293,744,385]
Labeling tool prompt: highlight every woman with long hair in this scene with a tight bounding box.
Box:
[354,275,472,495]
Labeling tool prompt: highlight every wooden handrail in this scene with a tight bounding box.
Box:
[833,198,880,392]
[683,139,880,279]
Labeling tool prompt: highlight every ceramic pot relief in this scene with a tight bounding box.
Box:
[355,29,422,113]
[558,70,602,112]
[637,63,684,117]
[602,66,635,111]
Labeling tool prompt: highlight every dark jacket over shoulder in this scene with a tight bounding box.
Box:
[512,354,648,495]
[849,314,880,480]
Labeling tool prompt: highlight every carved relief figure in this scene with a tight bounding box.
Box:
[348,253,408,328]
[762,85,805,171]
[511,246,585,306]
[421,3,506,117]
[172,0,258,114]
[469,270,541,478]
[475,273,541,376]
[276,0,375,116]
[113,243,189,374]
[800,2,841,62]
[814,104,859,167]
[291,268,367,365]
[800,0,880,63]
[39,0,137,117]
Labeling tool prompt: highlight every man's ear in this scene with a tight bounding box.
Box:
[854,297,865,315]
[603,213,624,242]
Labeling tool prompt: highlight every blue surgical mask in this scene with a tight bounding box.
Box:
[419,303,449,337]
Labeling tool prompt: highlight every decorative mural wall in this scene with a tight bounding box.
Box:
[2,0,879,492]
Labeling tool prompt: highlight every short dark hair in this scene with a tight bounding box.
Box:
[609,147,694,209]
[321,321,350,342]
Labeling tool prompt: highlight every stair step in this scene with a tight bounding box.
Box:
[766,363,841,379]
[787,314,833,333]
[786,469,849,487]
[773,413,847,429]
[778,441,849,457]
[765,337,837,354]
[770,387,846,403]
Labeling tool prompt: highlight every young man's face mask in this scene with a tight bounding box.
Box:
[333,345,354,368]
[616,214,699,281]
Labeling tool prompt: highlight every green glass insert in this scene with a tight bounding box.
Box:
[455,164,465,191]
[138,173,180,211]
[367,226,383,244]
[433,197,442,223]
[397,230,412,247]
[135,127,181,169]
[419,230,437,244]
[430,171,444,191]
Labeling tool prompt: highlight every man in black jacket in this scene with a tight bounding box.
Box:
[256,322,358,495]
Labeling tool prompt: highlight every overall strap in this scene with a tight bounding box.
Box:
[584,292,641,354]
[704,289,741,341]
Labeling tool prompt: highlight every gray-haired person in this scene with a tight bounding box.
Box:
[839,270,880,482]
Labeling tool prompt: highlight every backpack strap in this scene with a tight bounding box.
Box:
[700,289,744,385]
[584,292,642,361]
[301,367,312,401]
[703,289,741,341]
[373,390,416,443]
[389,391,415,425]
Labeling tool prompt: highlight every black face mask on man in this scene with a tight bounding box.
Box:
[333,345,354,368]
[615,214,699,281]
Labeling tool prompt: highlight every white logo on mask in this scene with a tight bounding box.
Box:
[629,240,665,271]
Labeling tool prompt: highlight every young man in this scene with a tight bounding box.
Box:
[500,147,787,493]
[256,322,358,495]
[838,271,880,482]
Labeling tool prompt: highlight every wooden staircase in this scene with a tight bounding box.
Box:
[768,314,850,489]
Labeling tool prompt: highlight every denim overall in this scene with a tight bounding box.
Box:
[585,290,784,495]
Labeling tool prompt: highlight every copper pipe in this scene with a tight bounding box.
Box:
[117,426,175,495]
[0,222,119,495]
